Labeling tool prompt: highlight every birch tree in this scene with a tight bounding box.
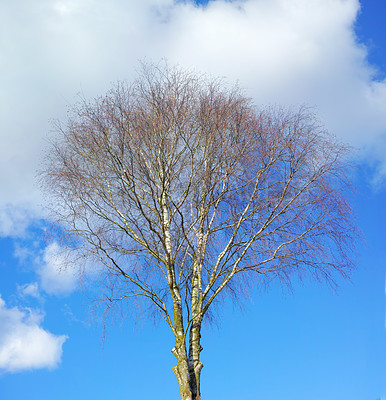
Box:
[41,63,357,400]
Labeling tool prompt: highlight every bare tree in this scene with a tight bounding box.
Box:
[41,62,357,400]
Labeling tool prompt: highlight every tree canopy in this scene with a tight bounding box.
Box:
[41,63,357,400]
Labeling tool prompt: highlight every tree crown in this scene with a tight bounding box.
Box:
[41,63,357,326]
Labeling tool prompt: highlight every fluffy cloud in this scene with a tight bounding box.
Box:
[38,243,78,296]
[161,0,386,145]
[0,0,385,231]
[0,296,67,373]
[12,242,79,296]
[0,205,40,239]
[17,282,41,300]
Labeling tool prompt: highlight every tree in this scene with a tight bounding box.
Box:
[41,62,357,400]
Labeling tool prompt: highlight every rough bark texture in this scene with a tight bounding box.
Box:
[172,334,192,400]
[188,320,203,400]
[172,320,203,400]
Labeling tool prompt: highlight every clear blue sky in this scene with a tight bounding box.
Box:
[0,1,385,399]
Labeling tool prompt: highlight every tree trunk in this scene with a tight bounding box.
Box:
[188,319,203,400]
[171,322,204,400]
[172,338,193,400]
[171,295,194,400]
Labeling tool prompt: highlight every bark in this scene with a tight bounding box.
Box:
[171,284,203,400]
[172,341,192,400]
[171,300,193,400]
[171,321,203,400]
[188,319,203,400]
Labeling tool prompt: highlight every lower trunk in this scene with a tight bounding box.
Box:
[172,338,203,400]
[188,319,203,400]
[188,360,203,400]
[172,342,193,400]
[172,364,192,400]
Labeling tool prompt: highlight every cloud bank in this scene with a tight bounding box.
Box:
[1,0,386,231]
[0,297,67,373]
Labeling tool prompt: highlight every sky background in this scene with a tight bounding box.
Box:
[0,0,385,399]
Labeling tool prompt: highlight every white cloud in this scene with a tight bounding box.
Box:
[0,205,40,238]
[1,0,386,232]
[13,242,35,264]
[161,0,386,144]
[17,283,41,300]
[12,241,79,296]
[38,243,78,296]
[0,296,67,373]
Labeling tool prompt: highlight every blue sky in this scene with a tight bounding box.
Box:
[0,0,385,399]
